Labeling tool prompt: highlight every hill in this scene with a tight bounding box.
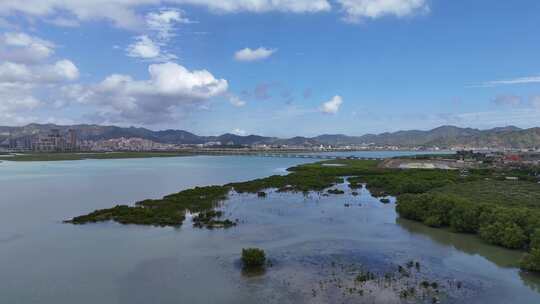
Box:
[1,124,539,149]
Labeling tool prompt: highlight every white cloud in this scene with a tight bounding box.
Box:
[146,8,191,40]
[0,82,42,125]
[177,0,331,13]
[0,0,146,29]
[61,62,228,124]
[0,60,79,83]
[0,1,433,28]
[0,1,331,29]
[320,95,343,114]
[232,128,247,136]
[52,59,79,80]
[127,35,162,59]
[0,32,55,63]
[0,83,41,110]
[478,76,540,87]
[234,47,276,62]
[337,0,429,23]
[125,9,187,62]
[229,95,246,107]
[0,32,79,124]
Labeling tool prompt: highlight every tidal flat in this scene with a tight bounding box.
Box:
[190,184,540,303]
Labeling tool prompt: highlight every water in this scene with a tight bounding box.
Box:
[1,154,539,303]
[310,150,452,158]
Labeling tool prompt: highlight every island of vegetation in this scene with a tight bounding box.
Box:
[66,157,540,273]
[241,248,267,269]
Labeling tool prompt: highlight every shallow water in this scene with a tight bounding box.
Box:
[1,154,539,303]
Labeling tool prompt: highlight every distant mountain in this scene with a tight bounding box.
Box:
[357,126,484,147]
[1,123,539,149]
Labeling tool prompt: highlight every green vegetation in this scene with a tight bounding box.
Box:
[283,159,540,273]
[241,248,266,268]
[391,173,540,272]
[348,169,461,197]
[192,210,236,229]
[0,152,192,162]
[431,180,540,208]
[327,188,345,194]
[67,186,231,227]
[224,160,379,194]
[396,193,540,248]
[66,157,540,274]
[227,173,342,194]
[355,271,375,282]
[520,229,540,272]
[68,159,378,227]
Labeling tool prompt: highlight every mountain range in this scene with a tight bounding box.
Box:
[1,124,539,149]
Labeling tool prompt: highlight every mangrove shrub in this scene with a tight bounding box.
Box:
[241,248,266,268]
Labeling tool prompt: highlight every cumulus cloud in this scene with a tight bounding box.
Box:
[0,1,433,28]
[0,83,41,110]
[173,0,331,14]
[0,60,79,83]
[127,35,162,59]
[234,47,276,62]
[492,95,522,107]
[232,128,247,136]
[0,81,42,125]
[0,32,55,63]
[0,0,146,29]
[61,62,228,124]
[320,95,343,114]
[229,95,246,107]
[0,1,331,29]
[0,32,80,125]
[337,0,429,23]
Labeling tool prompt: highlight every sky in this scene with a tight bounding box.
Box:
[0,0,540,137]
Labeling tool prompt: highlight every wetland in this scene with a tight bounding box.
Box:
[2,154,540,303]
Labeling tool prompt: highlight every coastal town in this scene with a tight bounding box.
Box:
[1,128,540,169]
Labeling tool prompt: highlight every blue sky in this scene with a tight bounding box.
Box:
[1,0,540,137]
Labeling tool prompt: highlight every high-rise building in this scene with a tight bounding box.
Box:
[33,129,77,152]
[68,129,77,151]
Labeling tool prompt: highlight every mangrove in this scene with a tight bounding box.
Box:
[66,157,540,273]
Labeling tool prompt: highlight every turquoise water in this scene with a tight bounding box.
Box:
[1,153,539,303]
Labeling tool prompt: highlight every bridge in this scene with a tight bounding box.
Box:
[191,149,383,161]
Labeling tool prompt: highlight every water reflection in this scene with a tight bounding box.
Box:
[397,217,540,293]
[1,155,540,303]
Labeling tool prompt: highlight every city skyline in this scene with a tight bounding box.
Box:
[1,1,540,136]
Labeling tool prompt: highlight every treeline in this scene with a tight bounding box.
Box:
[396,193,540,272]
[348,169,461,197]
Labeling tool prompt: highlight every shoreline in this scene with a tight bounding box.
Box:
[0,150,453,163]
[0,151,196,162]
[66,158,540,274]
